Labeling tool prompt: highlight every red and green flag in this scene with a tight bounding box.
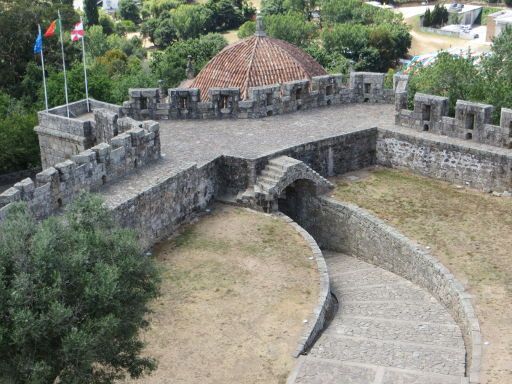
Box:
[43,20,60,38]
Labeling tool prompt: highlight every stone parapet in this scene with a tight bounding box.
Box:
[122,72,396,120]
[396,88,512,149]
[1,118,160,222]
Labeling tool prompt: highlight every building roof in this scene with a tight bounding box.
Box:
[189,17,327,100]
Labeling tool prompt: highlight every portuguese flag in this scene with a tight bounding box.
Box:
[44,20,59,38]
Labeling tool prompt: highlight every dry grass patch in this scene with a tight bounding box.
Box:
[331,167,512,384]
[124,204,319,384]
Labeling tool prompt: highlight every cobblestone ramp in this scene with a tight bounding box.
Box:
[289,252,468,384]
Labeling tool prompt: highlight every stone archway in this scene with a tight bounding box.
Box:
[253,156,333,212]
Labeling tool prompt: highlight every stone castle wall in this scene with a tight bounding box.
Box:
[0,118,160,222]
[292,196,481,384]
[377,128,512,192]
[121,72,395,120]
[395,79,512,149]
[35,99,123,168]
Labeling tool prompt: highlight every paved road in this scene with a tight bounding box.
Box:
[290,252,467,384]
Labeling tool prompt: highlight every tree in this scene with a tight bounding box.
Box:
[423,8,432,27]
[151,33,227,87]
[264,13,318,48]
[171,4,215,40]
[120,0,142,24]
[84,0,100,25]
[238,20,256,38]
[207,0,244,32]
[407,51,484,116]
[0,193,160,383]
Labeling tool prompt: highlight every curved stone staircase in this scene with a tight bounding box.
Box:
[289,252,468,384]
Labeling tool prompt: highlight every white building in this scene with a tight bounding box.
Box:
[486,10,512,42]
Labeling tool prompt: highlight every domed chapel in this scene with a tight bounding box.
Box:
[188,16,328,100]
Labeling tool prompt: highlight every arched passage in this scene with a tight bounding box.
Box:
[277,179,318,222]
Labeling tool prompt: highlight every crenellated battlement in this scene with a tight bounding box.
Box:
[1,117,160,222]
[122,72,395,120]
[395,77,512,149]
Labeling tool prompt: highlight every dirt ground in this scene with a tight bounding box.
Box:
[330,167,512,384]
[124,205,319,384]
[404,15,490,56]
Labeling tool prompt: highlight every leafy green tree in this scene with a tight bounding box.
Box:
[407,52,484,116]
[142,14,178,47]
[0,93,39,173]
[151,33,227,87]
[264,13,317,48]
[305,44,351,73]
[423,8,432,27]
[261,0,287,15]
[481,27,512,122]
[0,193,160,383]
[207,0,244,31]
[0,0,77,96]
[171,4,215,40]
[84,0,100,25]
[237,20,256,38]
[322,23,369,61]
[120,0,142,24]
[99,11,116,34]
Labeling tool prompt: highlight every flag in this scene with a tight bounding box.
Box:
[71,22,84,42]
[34,30,43,54]
[44,20,59,38]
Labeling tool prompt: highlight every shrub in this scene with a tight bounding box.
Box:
[0,193,160,383]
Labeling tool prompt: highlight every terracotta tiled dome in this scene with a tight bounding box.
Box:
[189,18,327,100]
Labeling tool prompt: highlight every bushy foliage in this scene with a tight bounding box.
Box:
[0,193,160,383]
[119,0,142,24]
[322,21,410,72]
[408,28,512,123]
[0,93,39,173]
[151,33,227,88]
[265,13,318,48]
[305,44,351,73]
[424,4,448,28]
[408,52,484,116]
[84,0,99,25]
[237,20,256,38]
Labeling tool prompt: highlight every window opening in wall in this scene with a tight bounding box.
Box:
[179,96,188,109]
[295,88,302,100]
[423,124,429,131]
[325,85,333,96]
[134,159,138,168]
[102,175,107,185]
[266,93,273,106]
[57,198,63,208]
[140,97,148,110]
[466,132,473,140]
[364,83,371,94]
[363,98,369,103]
[422,104,431,121]
[465,112,475,130]
[267,110,273,117]
[219,95,229,109]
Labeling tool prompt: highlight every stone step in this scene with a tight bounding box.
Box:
[260,169,284,180]
[336,282,431,302]
[309,335,466,376]
[325,315,464,349]
[338,300,455,324]
[257,175,278,187]
[330,268,405,290]
[292,357,467,384]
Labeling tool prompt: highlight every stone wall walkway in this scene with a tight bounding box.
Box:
[289,252,468,384]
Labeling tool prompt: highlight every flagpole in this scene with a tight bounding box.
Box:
[58,10,70,118]
[80,16,90,112]
[38,24,49,111]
